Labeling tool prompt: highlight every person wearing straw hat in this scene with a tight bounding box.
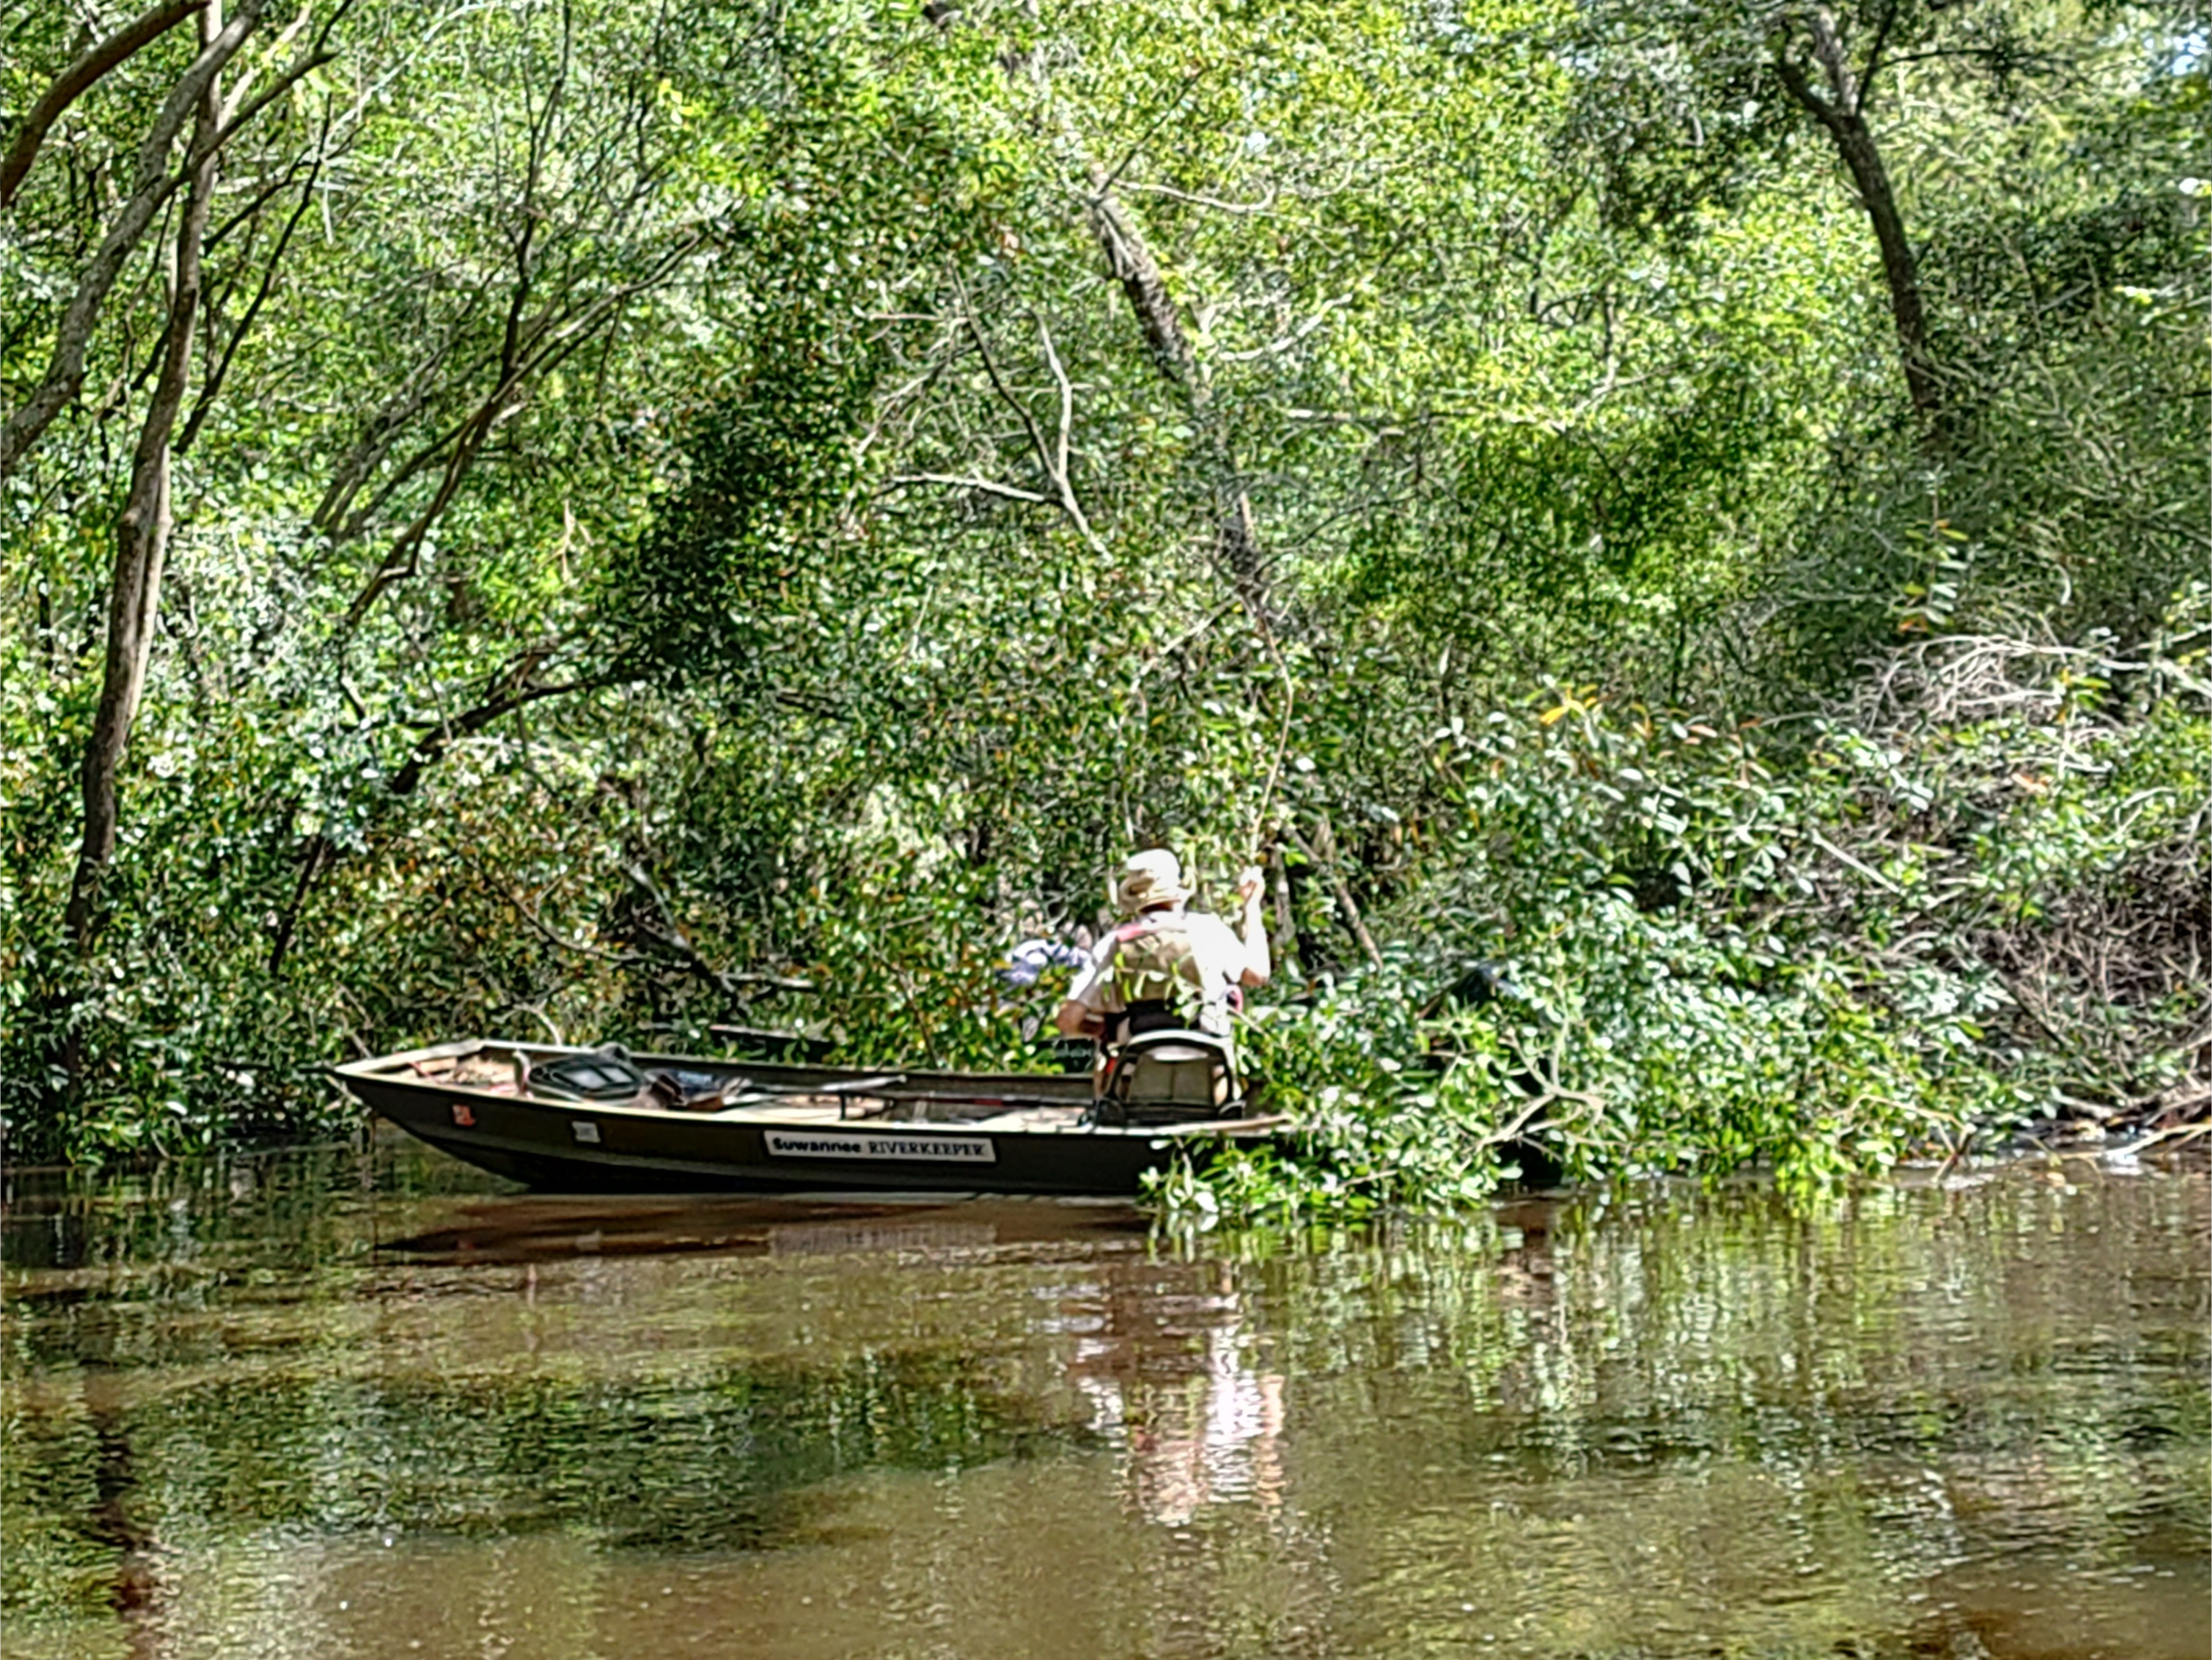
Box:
[1054,849,1270,1052]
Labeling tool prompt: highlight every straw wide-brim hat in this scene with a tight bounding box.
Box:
[1114,849,1190,915]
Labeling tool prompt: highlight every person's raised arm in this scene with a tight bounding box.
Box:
[1234,865,1271,989]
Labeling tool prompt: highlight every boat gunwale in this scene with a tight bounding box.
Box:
[333,1039,1288,1140]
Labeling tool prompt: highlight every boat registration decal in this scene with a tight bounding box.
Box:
[764,1129,996,1165]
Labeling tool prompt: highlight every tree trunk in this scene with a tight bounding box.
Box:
[1772,6,1940,424]
[64,4,230,948]
[1086,187,1275,628]
[1826,112,1939,422]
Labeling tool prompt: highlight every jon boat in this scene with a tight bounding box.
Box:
[332,1036,1290,1197]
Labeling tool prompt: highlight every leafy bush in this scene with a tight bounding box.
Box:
[1158,606,2211,1223]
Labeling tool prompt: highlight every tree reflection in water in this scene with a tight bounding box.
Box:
[1,1145,2204,1660]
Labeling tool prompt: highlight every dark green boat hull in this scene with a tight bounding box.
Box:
[336,1041,1286,1197]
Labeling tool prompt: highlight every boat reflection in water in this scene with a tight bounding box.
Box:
[381,1187,1303,1530]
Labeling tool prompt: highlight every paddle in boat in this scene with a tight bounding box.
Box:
[332,1032,1289,1196]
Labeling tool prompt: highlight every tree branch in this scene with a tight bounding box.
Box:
[1031,311,1106,554]
[486,873,644,963]
[341,229,705,626]
[0,0,266,481]
[1807,5,1865,120]
[1123,179,1279,216]
[1770,42,1844,136]
[1086,180,1275,626]
[1282,824,1382,967]
[178,141,323,454]
[386,668,618,799]
[1858,0,1905,112]
[926,281,1106,553]
[882,473,1051,505]
[0,0,208,210]
[270,659,625,975]
[622,863,762,1009]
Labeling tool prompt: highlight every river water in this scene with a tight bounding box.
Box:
[3,1134,2204,1660]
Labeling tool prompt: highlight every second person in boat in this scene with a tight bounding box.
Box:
[1054,849,1271,1055]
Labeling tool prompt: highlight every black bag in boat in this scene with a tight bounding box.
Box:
[528,1046,649,1103]
[645,1069,728,1111]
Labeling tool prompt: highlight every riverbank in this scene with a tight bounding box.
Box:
[7,1,2203,1204]
[11,631,2206,1224]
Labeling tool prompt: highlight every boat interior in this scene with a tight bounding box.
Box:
[352,1039,1261,1134]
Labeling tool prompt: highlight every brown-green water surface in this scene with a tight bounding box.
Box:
[4,1136,2205,1660]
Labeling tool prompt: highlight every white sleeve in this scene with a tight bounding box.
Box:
[1191,913,1251,993]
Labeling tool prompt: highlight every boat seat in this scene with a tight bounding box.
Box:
[1095,1028,1239,1126]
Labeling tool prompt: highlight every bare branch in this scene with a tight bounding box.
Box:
[1123,180,1279,216]
[178,140,323,454]
[939,279,1106,553]
[1039,315,1073,486]
[1092,67,1211,202]
[485,873,644,963]
[1215,291,1353,364]
[341,229,706,625]
[1858,0,1905,111]
[386,667,621,799]
[882,473,1051,505]
[622,863,759,1009]
[1031,311,1106,554]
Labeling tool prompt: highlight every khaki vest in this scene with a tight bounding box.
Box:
[1102,915,1204,1013]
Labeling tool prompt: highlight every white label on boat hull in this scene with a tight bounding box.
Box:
[572,1122,601,1144]
[764,1129,996,1165]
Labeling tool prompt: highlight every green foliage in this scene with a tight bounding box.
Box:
[1158,626,2209,1222]
[1,0,2203,1200]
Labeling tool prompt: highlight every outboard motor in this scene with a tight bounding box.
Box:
[1093,1029,1239,1126]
